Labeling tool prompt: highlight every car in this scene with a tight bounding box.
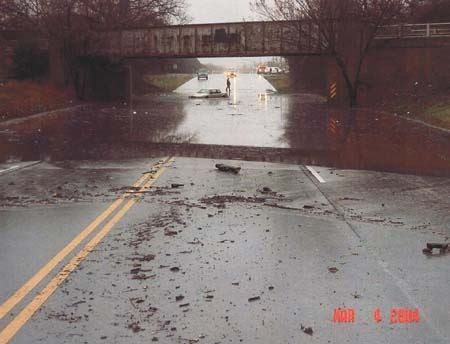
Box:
[256,65,268,74]
[225,71,238,78]
[189,89,229,99]
[256,65,284,74]
[268,66,283,74]
[197,69,209,80]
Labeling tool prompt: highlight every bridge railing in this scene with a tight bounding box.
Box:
[376,22,450,39]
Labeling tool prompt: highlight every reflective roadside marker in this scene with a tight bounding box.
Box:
[330,82,337,99]
[328,113,338,135]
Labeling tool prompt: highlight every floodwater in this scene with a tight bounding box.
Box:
[171,73,288,147]
[0,73,449,176]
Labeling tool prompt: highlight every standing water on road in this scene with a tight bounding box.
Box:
[0,73,449,176]
[171,74,287,147]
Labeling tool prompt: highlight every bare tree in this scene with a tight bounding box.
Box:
[0,0,188,93]
[79,0,189,29]
[0,0,188,31]
[251,0,408,106]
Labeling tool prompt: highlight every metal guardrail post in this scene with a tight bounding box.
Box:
[426,24,431,37]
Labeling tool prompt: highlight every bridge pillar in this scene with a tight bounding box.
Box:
[287,55,328,92]
[359,42,450,105]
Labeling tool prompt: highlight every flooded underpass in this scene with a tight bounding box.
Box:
[1,74,449,176]
[1,74,450,344]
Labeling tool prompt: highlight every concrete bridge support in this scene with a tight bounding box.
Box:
[287,55,329,93]
[359,41,450,105]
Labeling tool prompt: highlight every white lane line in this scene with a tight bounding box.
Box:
[306,166,326,183]
[0,165,20,175]
[0,161,41,176]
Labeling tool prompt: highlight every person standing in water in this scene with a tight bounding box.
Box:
[226,77,231,96]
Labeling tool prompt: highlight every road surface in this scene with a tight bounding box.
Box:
[0,74,449,343]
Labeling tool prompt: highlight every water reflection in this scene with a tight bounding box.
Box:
[283,102,450,176]
[0,98,191,162]
[0,73,449,177]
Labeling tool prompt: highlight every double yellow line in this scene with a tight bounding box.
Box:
[0,157,173,344]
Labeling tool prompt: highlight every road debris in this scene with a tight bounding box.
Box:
[219,239,235,243]
[67,300,86,307]
[179,338,199,343]
[423,243,449,255]
[128,322,144,333]
[248,296,261,302]
[301,324,313,336]
[132,273,155,280]
[165,229,178,236]
[260,186,272,193]
[328,267,339,273]
[215,163,241,174]
[187,238,204,246]
[130,267,152,275]
[129,254,155,262]
[171,183,184,188]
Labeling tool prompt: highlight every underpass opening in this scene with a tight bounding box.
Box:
[0,54,449,177]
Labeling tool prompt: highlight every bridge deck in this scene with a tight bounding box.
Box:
[89,21,325,59]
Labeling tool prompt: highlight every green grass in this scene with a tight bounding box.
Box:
[143,73,194,92]
[263,74,292,93]
[395,95,450,130]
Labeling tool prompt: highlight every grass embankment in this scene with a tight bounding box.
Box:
[263,74,292,93]
[0,80,75,122]
[393,94,450,130]
[143,73,194,92]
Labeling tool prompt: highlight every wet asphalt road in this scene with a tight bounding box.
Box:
[0,157,450,343]
[0,74,450,343]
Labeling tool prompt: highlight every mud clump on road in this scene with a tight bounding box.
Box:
[199,190,287,210]
[215,163,241,174]
[259,186,273,194]
[301,325,314,336]
[46,311,83,323]
[423,242,450,255]
[128,322,144,333]
[127,223,158,249]
[128,254,156,262]
[199,194,270,208]
[109,186,141,193]
[328,267,339,273]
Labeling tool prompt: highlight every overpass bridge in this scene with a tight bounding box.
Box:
[2,21,449,102]
[2,21,449,61]
[88,21,450,59]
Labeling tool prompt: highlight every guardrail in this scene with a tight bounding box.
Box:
[376,22,450,39]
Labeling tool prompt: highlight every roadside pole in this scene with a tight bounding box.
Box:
[127,64,134,136]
